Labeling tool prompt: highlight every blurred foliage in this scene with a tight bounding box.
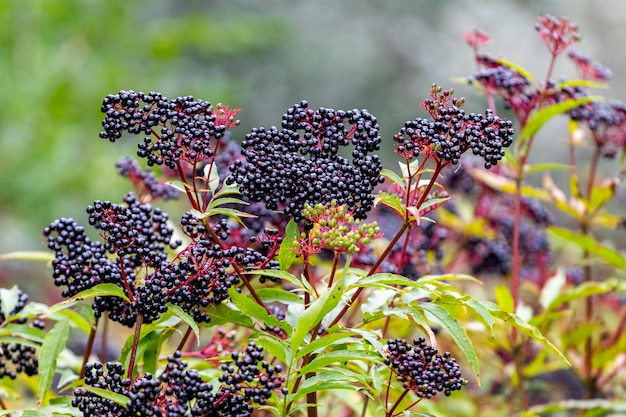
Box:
[0,0,286,251]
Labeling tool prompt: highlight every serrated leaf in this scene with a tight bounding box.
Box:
[251,270,305,291]
[38,318,70,405]
[419,303,480,384]
[70,283,130,302]
[517,97,599,155]
[252,334,291,365]
[546,279,620,312]
[0,251,55,262]
[256,288,302,304]
[374,191,406,218]
[380,168,403,184]
[485,302,570,365]
[166,304,200,344]
[291,273,347,352]
[228,287,292,335]
[279,220,299,271]
[80,386,129,406]
[206,303,253,328]
[548,227,626,268]
[296,330,359,359]
[298,349,380,375]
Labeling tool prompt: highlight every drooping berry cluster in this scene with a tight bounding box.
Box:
[45,193,180,326]
[394,85,515,168]
[228,101,384,222]
[73,350,277,417]
[385,338,466,399]
[0,288,44,379]
[218,342,287,407]
[99,90,240,168]
[116,156,180,202]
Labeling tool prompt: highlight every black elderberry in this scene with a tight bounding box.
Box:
[116,156,180,202]
[100,91,240,169]
[385,338,467,399]
[0,288,43,380]
[227,101,384,222]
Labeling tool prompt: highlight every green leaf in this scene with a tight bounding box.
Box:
[492,56,536,83]
[165,180,192,193]
[0,286,20,321]
[256,287,302,304]
[206,303,254,328]
[296,330,359,359]
[374,191,406,218]
[494,285,514,313]
[298,349,381,375]
[70,283,130,302]
[380,168,403,185]
[524,163,571,176]
[228,287,292,335]
[291,273,347,352]
[0,251,55,262]
[417,196,450,212]
[554,79,608,91]
[38,317,70,405]
[252,334,291,365]
[201,207,257,227]
[251,270,305,291]
[546,279,621,312]
[166,304,200,344]
[206,196,249,209]
[419,303,480,384]
[547,227,626,268]
[48,309,92,335]
[485,302,570,365]
[517,97,599,155]
[278,219,299,271]
[80,386,129,407]
[142,332,161,376]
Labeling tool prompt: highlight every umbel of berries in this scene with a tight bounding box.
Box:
[72,349,285,417]
[44,192,180,326]
[228,101,385,222]
[99,90,240,169]
[385,337,467,408]
[394,84,515,169]
[0,287,44,379]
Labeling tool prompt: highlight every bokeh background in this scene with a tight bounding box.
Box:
[2,0,626,294]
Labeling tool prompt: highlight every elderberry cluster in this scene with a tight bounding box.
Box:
[394,105,514,168]
[228,101,384,222]
[218,342,287,407]
[99,90,237,168]
[0,288,44,379]
[116,156,180,201]
[73,351,273,417]
[385,338,466,399]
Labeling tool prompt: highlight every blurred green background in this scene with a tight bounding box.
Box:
[1,0,625,288]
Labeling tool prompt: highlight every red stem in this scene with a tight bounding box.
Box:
[127,313,144,379]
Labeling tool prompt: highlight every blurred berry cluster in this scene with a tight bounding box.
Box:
[0,288,44,380]
[228,101,384,222]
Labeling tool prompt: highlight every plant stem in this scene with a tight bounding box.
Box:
[127,313,144,379]
[386,388,409,417]
[176,326,194,352]
[79,317,99,380]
